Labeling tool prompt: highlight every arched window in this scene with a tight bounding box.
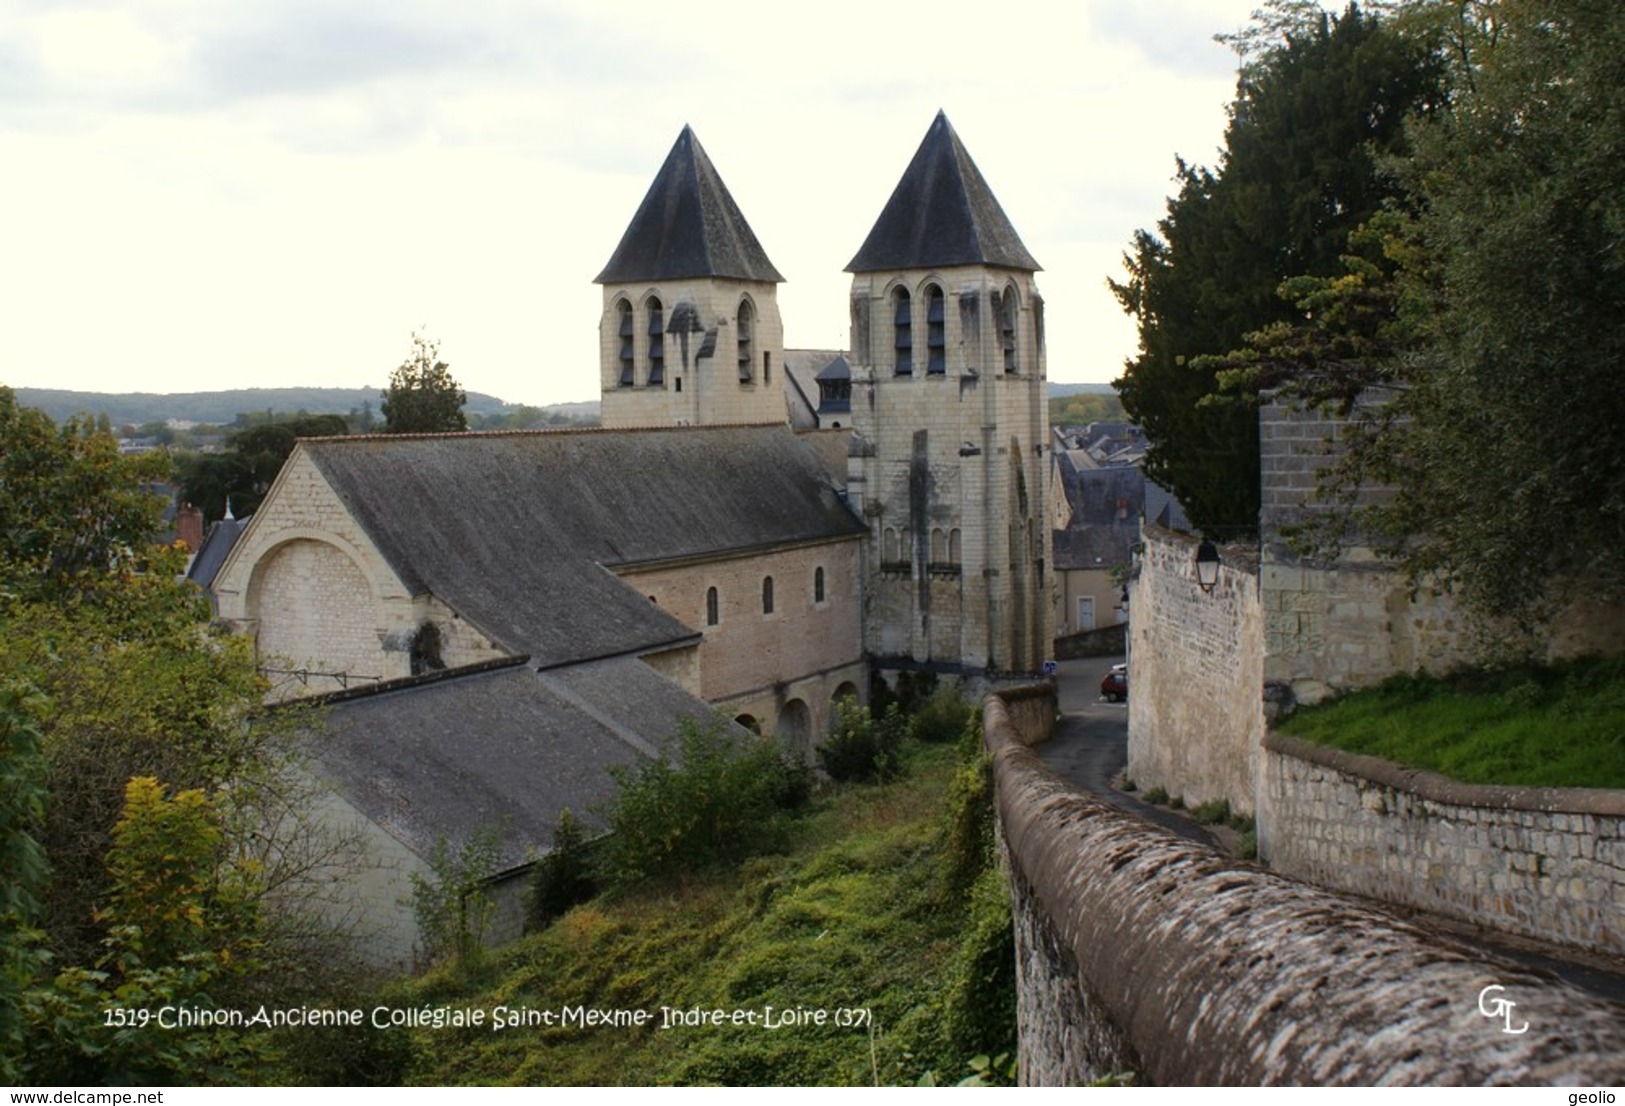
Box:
[883,527,899,563]
[949,528,962,565]
[892,287,912,375]
[646,296,665,385]
[762,576,774,615]
[998,285,1019,374]
[737,299,755,383]
[931,528,946,562]
[925,285,946,374]
[706,586,719,626]
[814,566,825,603]
[616,299,635,386]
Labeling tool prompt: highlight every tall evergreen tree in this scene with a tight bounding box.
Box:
[1111,3,1440,536]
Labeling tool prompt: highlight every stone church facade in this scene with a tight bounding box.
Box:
[215,112,1052,727]
[207,113,1053,963]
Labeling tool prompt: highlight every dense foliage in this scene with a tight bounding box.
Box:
[0,387,360,1083]
[1112,2,1439,537]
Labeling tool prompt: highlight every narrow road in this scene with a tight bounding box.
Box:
[1037,655,1219,847]
[1034,654,1625,1004]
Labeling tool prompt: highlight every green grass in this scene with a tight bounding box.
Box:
[1277,655,1625,789]
[376,741,1015,1087]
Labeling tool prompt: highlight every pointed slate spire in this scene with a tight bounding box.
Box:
[847,111,1040,274]
[596,126,784,284]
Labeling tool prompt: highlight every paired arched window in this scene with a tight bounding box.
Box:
[925,284,946,375]
[892,288,912,375]
[646,295,665,385]
[706,586,719,626]
[762,576,774,615]
[615,299,635,387]
[738,299,755,383]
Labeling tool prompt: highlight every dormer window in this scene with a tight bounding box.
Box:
[646,296,665,385]
[616,300,635,387]
[738,299,755,384]
[926,285,946,375]
[893,288,912,375]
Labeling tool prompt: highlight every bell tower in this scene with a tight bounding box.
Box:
[847,112,1052,676]
[596,126,787,428]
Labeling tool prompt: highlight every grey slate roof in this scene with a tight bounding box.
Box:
[1051,456,1143,571]
[300,424,864,667]
[311,656,728,868]
[782,348,845,430]
[596,126,784,285]
[847,111,1040,275]
[186,515,250,599]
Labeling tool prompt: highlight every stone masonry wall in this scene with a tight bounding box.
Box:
[985,690,1625,1086]
[1261,732,1625,959]
[1127,525,1264,815]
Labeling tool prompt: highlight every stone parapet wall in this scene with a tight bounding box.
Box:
[985,691,1625,1086]
[1261,732,1625,959]
[1127,525,1264,814]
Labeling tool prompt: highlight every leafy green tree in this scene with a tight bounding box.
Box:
[1374,0,1625,627]
[381,333,468,434]
[1110,3,1440,535]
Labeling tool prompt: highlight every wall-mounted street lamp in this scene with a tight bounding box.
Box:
[1195,540,1221,594]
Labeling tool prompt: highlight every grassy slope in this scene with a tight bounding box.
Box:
[390,743,1012,1087]
[1277,655,1625,789]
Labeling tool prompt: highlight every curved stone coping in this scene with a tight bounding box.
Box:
[987,693,1625,1086]
[1264,731,1625,816]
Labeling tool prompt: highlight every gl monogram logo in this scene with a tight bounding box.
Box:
[1477,985,1529,1034]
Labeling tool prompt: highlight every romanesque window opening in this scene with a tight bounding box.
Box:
[999,285,1018,374]
[926,285,946,375]
[738,299,755,383]
[893,288,912,375]
[646,296,665,385]
[706,585,719,626]
[762,575,774,615]
[616,300,635,387]
[814,566,825,603]
[763,351,771,384]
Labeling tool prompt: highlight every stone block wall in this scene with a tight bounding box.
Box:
[1127,525,1264,815]
[985,690,1625,1086]
[618,538,865,748]
[598,277,786,429]
[1261,733,1625,959]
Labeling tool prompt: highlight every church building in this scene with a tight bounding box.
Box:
[207,113,1051,964]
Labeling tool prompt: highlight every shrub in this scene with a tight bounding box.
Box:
[817,697,904,783]
[1191,798,1231,825]
[943,713,992,893]
[603,716,803,885]
[911,686,971,745]
[527,809,598,930]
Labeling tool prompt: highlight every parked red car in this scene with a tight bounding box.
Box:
[1100,663,1128,702]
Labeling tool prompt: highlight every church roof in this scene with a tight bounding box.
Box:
[300,424,863,667]
[847,111,1040,275]
[596,126,784,285]
[312,656,730,869]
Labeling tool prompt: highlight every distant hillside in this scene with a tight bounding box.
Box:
[7,386,591,427]
[1047,382,1115,398]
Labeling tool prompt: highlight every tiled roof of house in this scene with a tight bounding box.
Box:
[300,424,864,667]
[1051,454,1142,571]
[847,111,1040,274]
[596,126,784,285]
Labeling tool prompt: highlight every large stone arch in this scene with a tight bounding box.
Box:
[247,536,388,694]
[775,698,812,759]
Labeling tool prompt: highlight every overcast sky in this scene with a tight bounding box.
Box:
[1,0,1289,408]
